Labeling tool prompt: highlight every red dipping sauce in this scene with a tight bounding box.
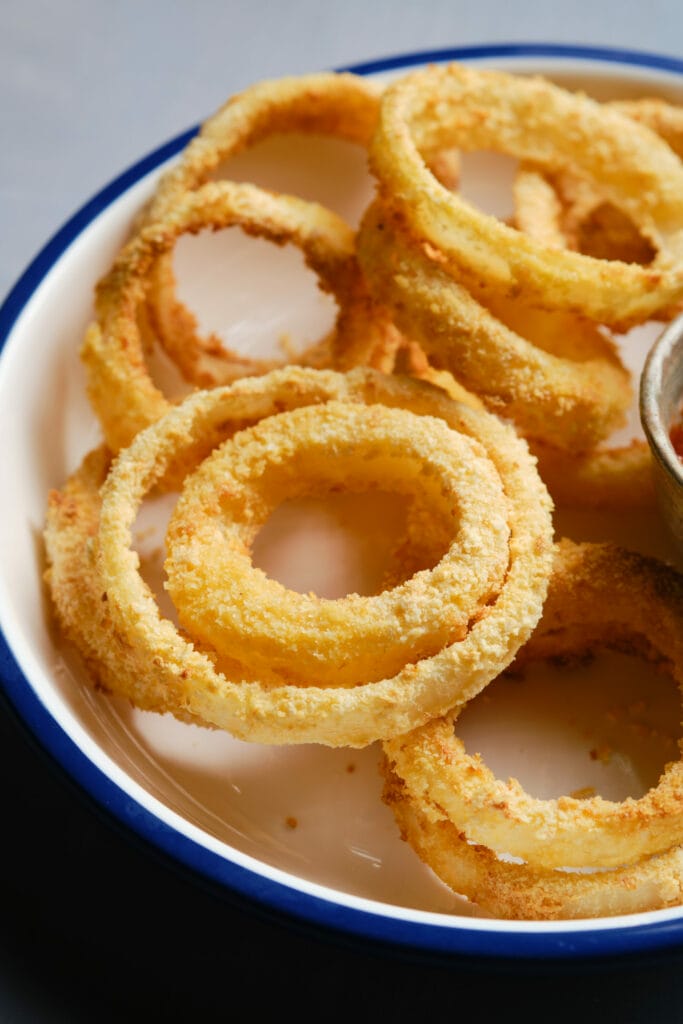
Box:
[671,414,683,461]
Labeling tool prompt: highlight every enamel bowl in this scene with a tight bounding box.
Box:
[3,42,683,964]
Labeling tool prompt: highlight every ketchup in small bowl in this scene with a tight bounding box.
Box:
[641,315,683,560]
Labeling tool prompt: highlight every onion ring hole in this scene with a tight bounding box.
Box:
[170,230,338,365]
[455,649,680,803]
[457,150,520,223]
[251,488,450,600]
[131,485,451,618]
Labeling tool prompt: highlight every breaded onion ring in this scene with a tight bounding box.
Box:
[45,366,553,748]
[164,401,510,687]
[354,200,632,451]
[381,758,683,921]
[513,98,683,270]
[509,97,675,510]
[611,97,683,159]
[369,63,683,329]
[513,164,658,266]
[43,447,208,725]
[145,72,384,222]
[139,72,384,387]
[383,539,683,869]
[140,71,458,388]
[511,165,568,250]
[81,181,393,454]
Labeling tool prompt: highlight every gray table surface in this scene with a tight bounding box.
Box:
[4,1,683,1020]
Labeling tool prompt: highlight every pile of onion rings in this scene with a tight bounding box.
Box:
[507,94,683,508]
[42,63,683,922]
[367,64,683,328]
[513,96,683,268]
[82,69,467,446]
[355,198,632,454]
[358,65,683,511]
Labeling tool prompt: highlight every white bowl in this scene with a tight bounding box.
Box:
[3,42,683,963]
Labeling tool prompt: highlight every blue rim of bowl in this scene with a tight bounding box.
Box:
[3,41,683,963]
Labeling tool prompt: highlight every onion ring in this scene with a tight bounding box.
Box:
[81,181,394,454]
[611,97,683,159]
[383,538,683,869]
[369,63,683,329]
[508,96,676,509]
[354,199,632,451]
[164,401,510,687]
[45,366,553,748]
[145,72,383,222]
[381,758,683,921]
[140,72,384,386]
[511,164,567,250]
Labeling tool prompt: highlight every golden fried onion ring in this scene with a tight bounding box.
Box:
[514,96,683,266]
[43,447,211,724]
[81,181,393,454]
[45,366,553,748]
[164,401,510,687]
[508,96,671,510]
[145,72,384,222]
[369,63,683,329]
[354,200,632,451]
[511,164,567,250]
[381,758,683,920]
[611,97,683,158]
[140,72,385,387]
[383,539,683,869]
[513,164,658,266]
